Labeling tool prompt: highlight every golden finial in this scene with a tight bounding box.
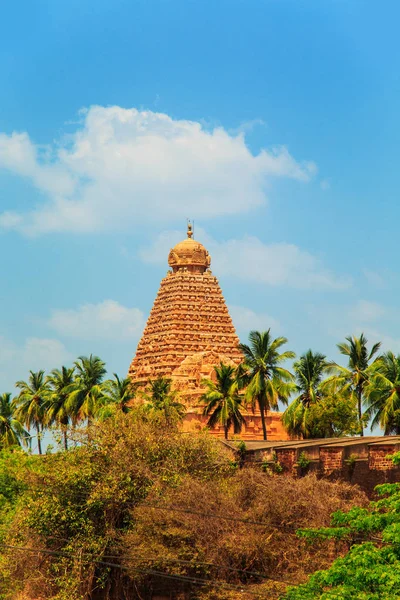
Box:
[187,220,193,239]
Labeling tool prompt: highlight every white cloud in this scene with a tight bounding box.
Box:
[21,338,72,372]
[0,106,316,235]
[363,269,386,289]
[350,300,385,323]
[140,228,350,290]
[229,305,280,336]
[48,299,145,341]
[0,336,72,392]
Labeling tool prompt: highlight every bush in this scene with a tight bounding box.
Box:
[0,412,368,600]
[285,452,400,599]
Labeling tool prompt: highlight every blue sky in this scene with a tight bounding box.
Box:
[1,0,400,408]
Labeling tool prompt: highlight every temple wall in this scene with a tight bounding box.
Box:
[181,411,289,441]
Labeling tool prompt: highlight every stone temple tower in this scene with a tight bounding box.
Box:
[129,224,288,439]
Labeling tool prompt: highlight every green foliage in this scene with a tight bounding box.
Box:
[0,411,368,600]
[285,451,400,599]
[282,350,328,437]
[0,412,232,599]
[364,352,400,434]
[324,334,381,437]
[100,373,136,417]
[141,376,186,425]
[202,363,246,439]
[46,366,75,450]
[66,354,107,424]
[297,452,310,470]
[239,329,296,440]
[345,453,358,468]
[305,394,361,438]
[271,451,284,473]
[13,370,49,454]
[0,393,30,450]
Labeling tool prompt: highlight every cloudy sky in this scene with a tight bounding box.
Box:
[1,0,400,393]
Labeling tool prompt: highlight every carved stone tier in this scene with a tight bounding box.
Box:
[128,269,243,393]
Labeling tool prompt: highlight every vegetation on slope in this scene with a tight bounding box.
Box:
[0,410,366,600]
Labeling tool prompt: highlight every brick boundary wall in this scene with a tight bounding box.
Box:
[320,447,344,474]
[275,448,296,473]
[369,446,397,470]
[239,438,400,497]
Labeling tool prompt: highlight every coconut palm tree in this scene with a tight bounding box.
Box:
[67,355,107,425]
[326,334,381,436]
[283,350,331,438]
[202,363,245,439]
[13,370,49,454]
[96,374,136,420]
[0,393,30,449]
[142,377,185,426]
[103,374,135,413]
[239,330,296,440]
[46,366,75,450]
[364,352,400,434]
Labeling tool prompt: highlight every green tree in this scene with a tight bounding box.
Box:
[142,377,186,426]
[327,334,381,436]
[46,366,75,450]
[13,370,49,454]
[97,374,136,419]
[364,351,400,434]
[239,330,295,440]
[305,394,360,438]
[283,350,330,438]
[285,452,400,600]
[67,355,107,425]
[0,393,30,449]
[201,363,246,439]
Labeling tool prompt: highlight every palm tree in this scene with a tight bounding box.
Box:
[13,370,49,454]
[67,355,107,425]
[0,393,30,449]
[364,352,400,434]
[103,374,135,413]
[239,330,296,440]
[142,377,185,426]
[282,350,330,438]
[46,366,75,450]
[327,334,381,436]
[201,363,245,439]
[97,374,136,419]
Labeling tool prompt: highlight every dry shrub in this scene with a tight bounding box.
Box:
[0,414,368,600]
[123,469,367,598]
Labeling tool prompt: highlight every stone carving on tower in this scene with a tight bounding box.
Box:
[128,224,288,440]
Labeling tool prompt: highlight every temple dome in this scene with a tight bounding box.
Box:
[168,223,211,273]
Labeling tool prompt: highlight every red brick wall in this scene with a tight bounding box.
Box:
[276,449,296,473]
[320,447,343,473]
[369,447,396,470]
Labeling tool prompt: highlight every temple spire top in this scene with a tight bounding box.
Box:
[168,222,211,273]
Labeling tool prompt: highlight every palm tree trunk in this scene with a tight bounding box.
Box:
[63,429,68,451]
[260,404,268,440]
[36,423,42,455]
[224,424,229,439]
[357,387,364,437]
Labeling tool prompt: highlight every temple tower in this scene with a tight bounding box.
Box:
[129,223,242,396]
[129,225,288,439]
